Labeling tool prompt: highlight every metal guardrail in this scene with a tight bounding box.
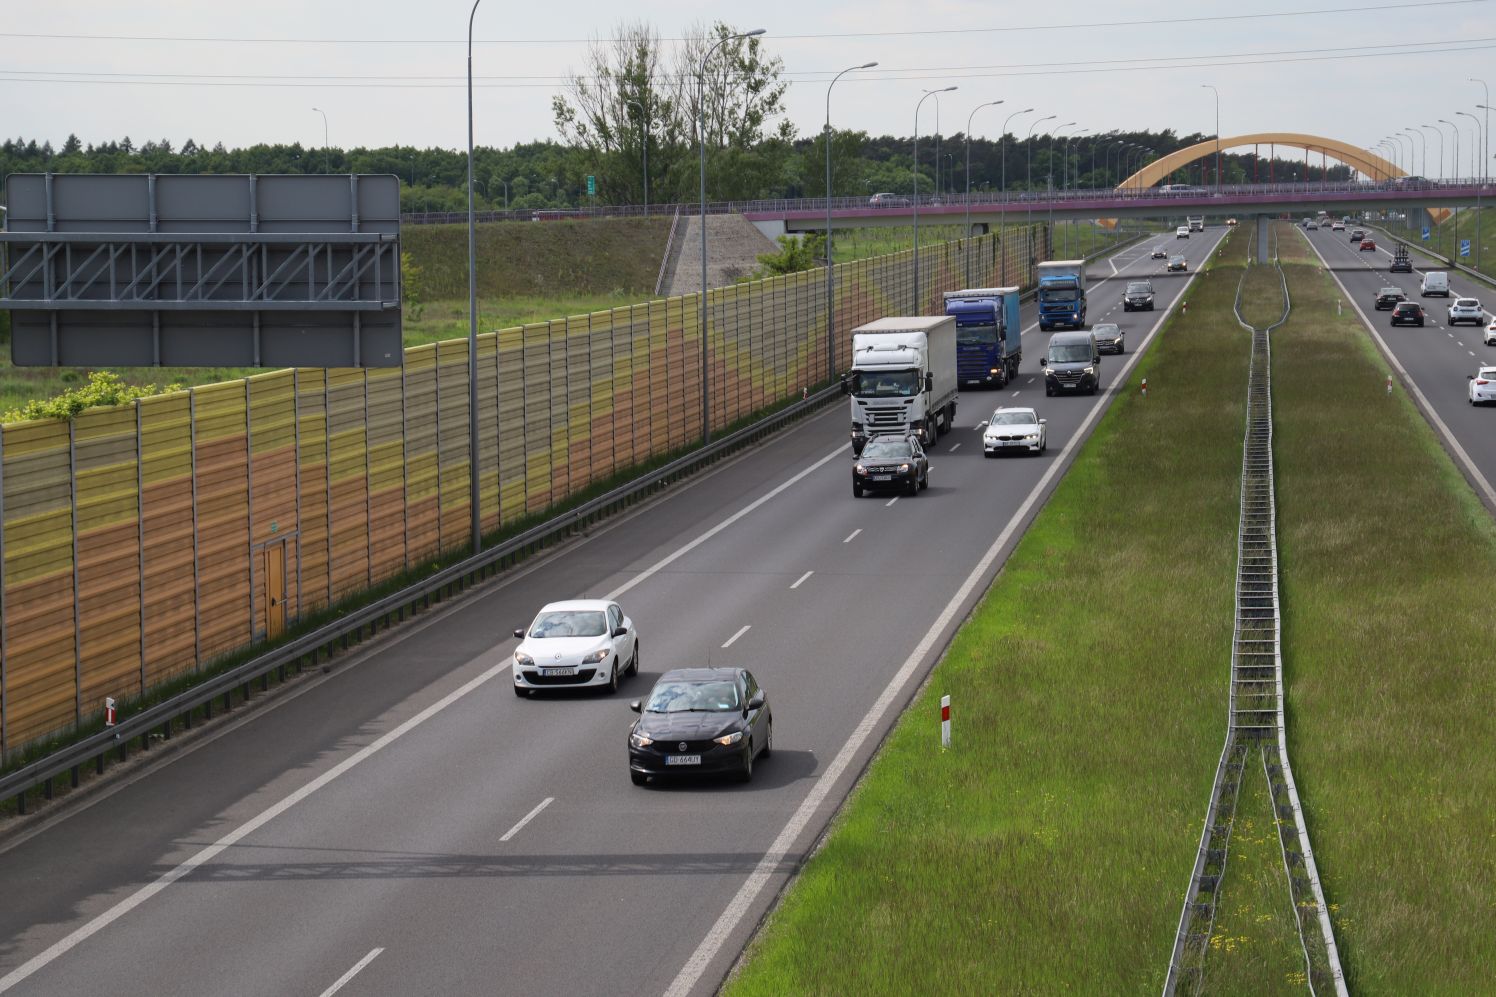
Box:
[1,382,842,815]
[1166,223,1344,995]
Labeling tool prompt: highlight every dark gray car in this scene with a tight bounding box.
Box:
[1041,331,1100,396]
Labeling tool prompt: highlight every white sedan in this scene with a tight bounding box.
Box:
[1470,366,1496,406]
[1447,298,1484,326]
[512,599,638,696]
[1484,318,1496,347]
[983,407,1047,456]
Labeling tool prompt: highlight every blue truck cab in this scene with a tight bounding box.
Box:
[943,286,1023,388]
[1036,259,1088,331]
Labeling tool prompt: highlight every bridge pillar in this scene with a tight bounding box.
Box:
[749,218,787,243]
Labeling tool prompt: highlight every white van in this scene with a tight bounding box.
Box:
[1176,226,1190,239]
[1420,271,1450,297]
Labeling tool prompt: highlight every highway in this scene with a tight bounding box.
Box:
[1299,224,1496,508]
[0,226,1228,997]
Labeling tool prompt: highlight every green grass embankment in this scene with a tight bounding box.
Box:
[726,232,1252,995]
[1271,226,1496,991]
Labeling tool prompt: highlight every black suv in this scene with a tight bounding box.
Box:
[1041,331,1101,396]
[853,434,929,497]
[1390,301,1426,327]
[1123,280,1155,311]
[1374,287,1406,310]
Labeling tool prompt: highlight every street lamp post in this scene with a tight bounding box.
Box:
[1472,79,1491,182]
[1422,124,1445,179]
[1024,114,1057,237]
[964,99,1004,284]
[311,107,330,173]
[499,178,509,211]
[922,90,945,197]
[625,98,650,217]
[1456,111,1480,179]
[998,106,1033,207]
[913,86,958,314]
[464,0,482,552]
[1047,123,1076,250]
[1062,127,1088,190]
[1201,84,1220,188]
[1406,127,1427,177]
[825,61,877,388]
[699,28,766,445]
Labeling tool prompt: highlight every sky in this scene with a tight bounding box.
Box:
[3,0,1493,178]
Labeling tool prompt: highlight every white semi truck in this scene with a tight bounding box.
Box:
[842,316,959,456]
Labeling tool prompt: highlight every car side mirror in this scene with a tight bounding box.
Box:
[1039,418,1047,424]
[612,626,628,638]
[925,372,934,392]
[629,699,642,713]
[748,692,766,710]
[1469,374,1476,380]
[1093,356,1101,365]
[840,374,850,395]
[513,628,525,639]
[1039,357,1048,367]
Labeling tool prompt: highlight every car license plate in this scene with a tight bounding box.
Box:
[540,666,576,677]
[665,755,701,766]
[872,474,891,481]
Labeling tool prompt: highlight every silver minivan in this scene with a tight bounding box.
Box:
[1420,271,1450,297]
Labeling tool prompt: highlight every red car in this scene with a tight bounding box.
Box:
[1359,238,1377,252]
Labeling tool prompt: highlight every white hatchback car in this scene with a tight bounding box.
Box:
[1484,318,1496,347]
[1448,298,1484,326]
[1471,366,1496,405]
[513,599,638,696]
[984,407,1047,456]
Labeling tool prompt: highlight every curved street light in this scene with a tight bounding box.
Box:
[311,107,330,174]
[698,27,766,444]
[1405,127,1426,178]
[963,99,1004,284]
[464,0,483,552]
[1201,84,1220,189]
[913,85,958,313]
[998,106,1033,205]
[1024,114,1057,235]
[825,61,878,386]
[1420,124,1445,179]
[1455,110,1481,179]
[625,98,649,217]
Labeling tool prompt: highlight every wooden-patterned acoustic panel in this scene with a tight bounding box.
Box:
[435,340,471,553]
[192,381,252,661]
[294,370,332,614]
[138,392,198,685]
[365,366,408,582]
[326,368,371,601]
[400,346,441,567]
[248,371,299,638]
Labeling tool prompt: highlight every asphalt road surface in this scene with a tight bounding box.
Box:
[0,226,1228,997]
[1299,223,1496,509]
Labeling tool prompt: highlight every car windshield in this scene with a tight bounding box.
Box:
[1379,288,1400,295]
[645,680,740,713]
[1395,304,1419,312]
[528,610,607,638]
[989,411,1036,426]
[1456,299,1479,307]
[1093,324,1119,334]
[862,440,913,459]
[853,370,920,397]
[1127,283,1151,293]
[1039,288,1078,303]
[1049,344,1093,363]
[956,320,999,346]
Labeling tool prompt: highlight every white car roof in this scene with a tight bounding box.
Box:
[534,599,614,613]
[991,407,1038,420]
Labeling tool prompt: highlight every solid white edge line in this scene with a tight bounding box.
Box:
[789,571,813,590]
[842,529,860,543]
[499,796,555,843]
[1301,231,1496,510]
[0,660,511,993]
[605,447,845,601]
[661,232,1222,997]
[721,625,751,649]
[317,947,385,997]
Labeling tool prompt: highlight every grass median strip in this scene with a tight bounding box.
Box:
[725,232,1250,994]
[1271,228,1496,991]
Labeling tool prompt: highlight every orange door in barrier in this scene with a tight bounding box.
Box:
[265,543,286,640]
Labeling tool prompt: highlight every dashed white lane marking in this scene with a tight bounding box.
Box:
[1027,378,1035,384]
[972,422,987,431]
[948,442,961,452]
[317,948,385,997]
[1011,390,1021,396]
[884,496,899,507]
[721,625,751,649]
[789,570,813,590]
[1472,351,1478,357]
[843,529,861,543]
[499,797,555,843]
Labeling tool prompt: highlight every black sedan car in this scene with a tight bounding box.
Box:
[853,434,929,497]
[628,668,771,784]
[1374,287,1406,310]
[1390,301,1426,327]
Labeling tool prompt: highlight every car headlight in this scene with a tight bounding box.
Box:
[855,464,867,475]
[514,651,534,666]
[898,463,911,473]
[989,367,1000,375]
[582,647,610,664]
[1083,366,1095,375]
[630,731,654,748]
[713,731,744,746]
[1024,433,1039,440]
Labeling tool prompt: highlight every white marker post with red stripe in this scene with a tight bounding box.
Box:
[940,695,950,749]
[104,697,117,727]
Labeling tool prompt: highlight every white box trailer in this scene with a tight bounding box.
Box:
[842,316,958,455]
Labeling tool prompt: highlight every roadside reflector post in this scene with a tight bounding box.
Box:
[1386,375,1393,395]
[104,697,117,727]
[940,695,951,749]
[1182,300,1187,315]
[1141,378,1149,398]
[802,386,808,401]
